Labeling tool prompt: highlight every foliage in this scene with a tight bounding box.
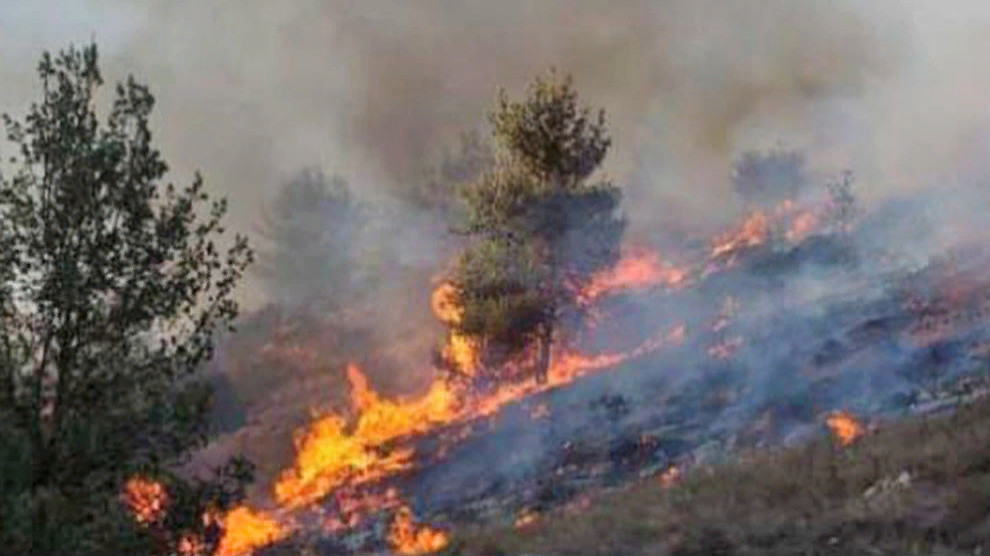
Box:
[0,43,253,554]
[405,129,495,218]
[731,147,808,207]
[254,168,362,307]
[451,70,625,379]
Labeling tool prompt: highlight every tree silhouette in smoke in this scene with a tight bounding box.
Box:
[732,147,809,208]
[254,168,364,308]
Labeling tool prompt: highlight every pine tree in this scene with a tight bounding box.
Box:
[452,70,625,381]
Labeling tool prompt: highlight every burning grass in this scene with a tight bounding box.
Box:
[451,393,990,555]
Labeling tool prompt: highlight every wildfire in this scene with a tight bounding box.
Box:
[826,411,864,447]
[430,282,463,324]
[122,476,168,525]
[712,211,769,258]
[388,506,450,555]
[266,318,684,540]
[515,509,540,529]
[444,332,481,375]
[273,366,459,510]
[785,209,819,243]
[658,465,682,488]
[213,506,288,556]
[580,245,689,303]
[711,201,825,259]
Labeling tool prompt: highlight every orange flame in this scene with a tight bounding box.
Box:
[581,245,689,302]
[444,332,481,375]
[122,476,168,525]
[712,211,769,258]
[430,282,463,324]
[215,506,289,556]
[658,465,683,488]
[388,506,450,555]
[514,509,540,529]
[826,411,864,447]
[273,363,458,509]
[785,209,819,243]
[711,201,824,259]
[216,266,689,553]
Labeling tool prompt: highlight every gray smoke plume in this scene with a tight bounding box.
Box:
[1,0,988,330]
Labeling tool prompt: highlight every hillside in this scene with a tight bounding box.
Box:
[451,383,990,556]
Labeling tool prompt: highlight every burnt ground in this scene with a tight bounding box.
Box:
[453,384,990,556]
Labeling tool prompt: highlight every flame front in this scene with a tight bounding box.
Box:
[712,211,769,258]
[273,363,458,509]
[215,506,288,556]
[826,411,864,447]
[581,245,689,302]
[388,506,450,555]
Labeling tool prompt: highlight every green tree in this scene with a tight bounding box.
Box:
[254,168,362,307]
[451,70,625,382]
[0,43,253,555]
[406,129,495,218]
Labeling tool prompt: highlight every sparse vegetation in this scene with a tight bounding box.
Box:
[451,395,990,556]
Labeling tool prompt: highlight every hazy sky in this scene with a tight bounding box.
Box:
[3,1,990,300]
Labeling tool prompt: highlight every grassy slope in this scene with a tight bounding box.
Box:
[449,396,990,556]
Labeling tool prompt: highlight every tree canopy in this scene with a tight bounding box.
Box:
[448,70,625,381]
[0,43,253,555]
[254,168,362,308]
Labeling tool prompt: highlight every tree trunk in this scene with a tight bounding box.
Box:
[535,322,553,384]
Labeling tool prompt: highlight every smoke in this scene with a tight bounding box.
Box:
[1,0,989,306]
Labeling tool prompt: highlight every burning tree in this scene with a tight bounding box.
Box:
[449,70,625,381]
[0,43,253,554]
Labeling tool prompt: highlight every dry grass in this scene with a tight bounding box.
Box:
[448,398,990,556]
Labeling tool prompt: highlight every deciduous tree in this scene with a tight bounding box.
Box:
[0,43,253,555]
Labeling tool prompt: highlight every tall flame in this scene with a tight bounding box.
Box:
[273,363,458,509]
